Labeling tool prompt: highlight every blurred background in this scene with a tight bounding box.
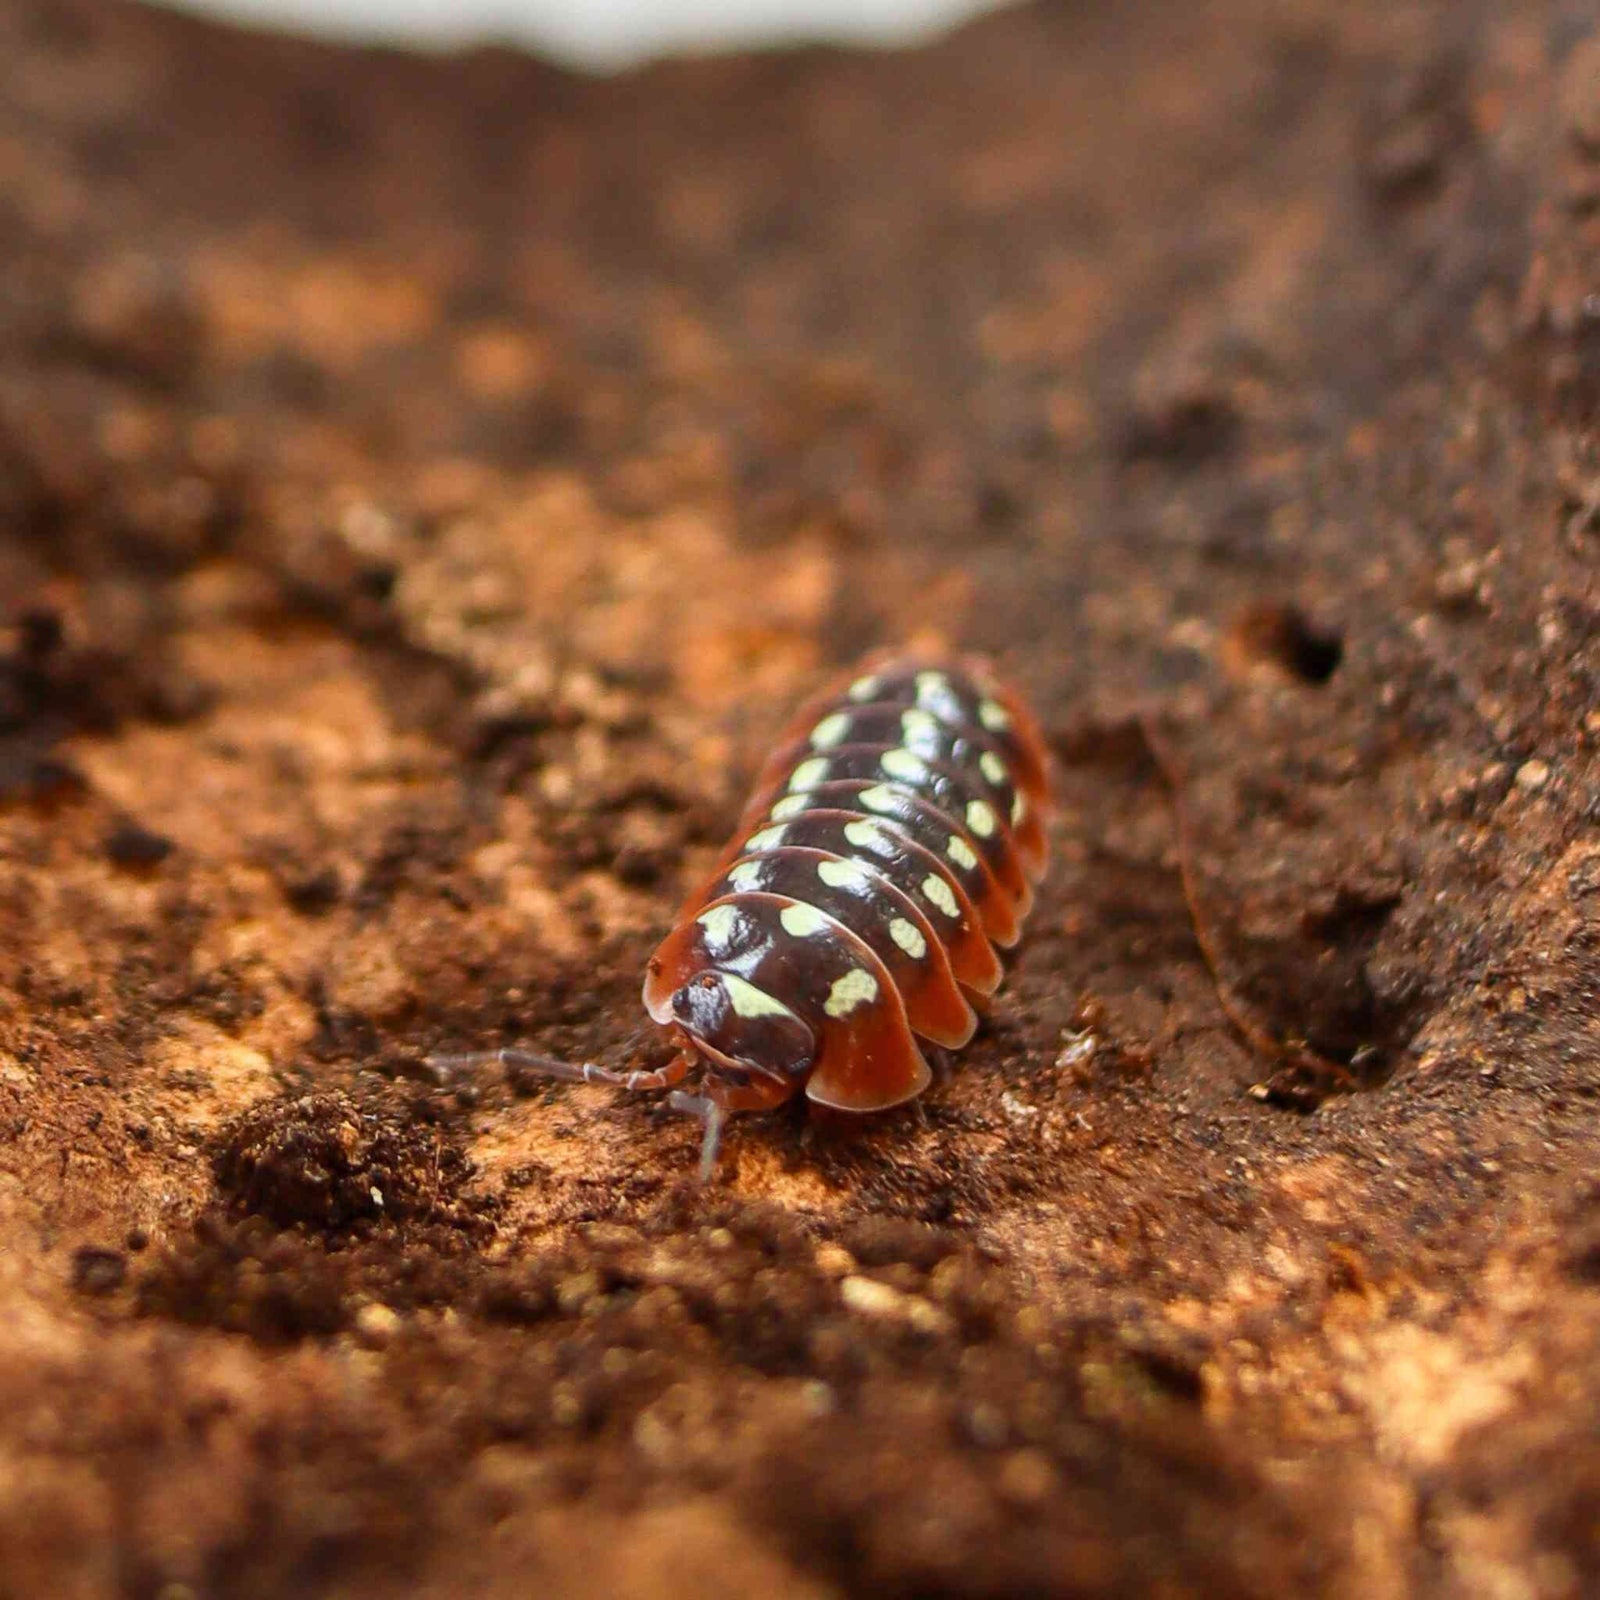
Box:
[155,0,1010,67]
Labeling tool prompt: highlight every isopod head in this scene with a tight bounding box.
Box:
[666,969,816,1105]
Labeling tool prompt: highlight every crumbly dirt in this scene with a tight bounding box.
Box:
[2,0,1599,1594]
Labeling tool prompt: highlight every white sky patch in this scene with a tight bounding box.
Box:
[155,0,1005,72]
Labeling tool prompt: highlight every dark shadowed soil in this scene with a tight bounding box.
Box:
[2,1,1599,1594]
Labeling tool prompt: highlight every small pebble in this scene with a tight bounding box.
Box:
[800,1379,836,1416]
[1515,759,1550,791]
[354,1303,402,1347]
[813,1242,857,1277]
[71,1246,127,1296]
[839,1275,905,1318]
[998,1448,1058,1506]
[839,1274,952,1336]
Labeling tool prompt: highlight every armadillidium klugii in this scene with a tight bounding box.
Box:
[437,651,1052,1175]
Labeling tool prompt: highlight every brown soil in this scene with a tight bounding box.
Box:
[2,1,1599,1594]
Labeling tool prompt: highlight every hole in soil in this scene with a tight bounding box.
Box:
[1119,389,1242,466]
[1228,878,1422,1106]
[1225,602,1343,685]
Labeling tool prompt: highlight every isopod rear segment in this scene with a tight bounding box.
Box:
[433,651,1052,1176]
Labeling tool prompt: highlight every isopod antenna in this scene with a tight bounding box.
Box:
[427,1048,728,1180]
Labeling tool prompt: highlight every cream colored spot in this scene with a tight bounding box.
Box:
[727,860,765,891]
[889,918,927,959]
[848,674,879,702]
[697,904,740,947]
[724,972,797,1020]
[780,902,832,939]
[745,825,787,853]
[900,708,941,745]
[978,697,1011,732]
[824,967,879,1018]
[810,711,852,750]
[817,859,867,890]
[922,874,960,918]
[844,819,884,850]
[979,750,1007,786]
[965,800,998,838]
[880,748,928,783]
[769,793,808,820]
[917,671,965,721]
[860,784,901,814]
[947,834,979,870]
[789,757,830,792]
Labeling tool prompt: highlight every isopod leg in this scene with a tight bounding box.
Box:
[667,1091,729,1183]
[428,1048,689,1095]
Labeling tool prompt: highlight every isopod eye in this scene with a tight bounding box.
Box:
[670,971,815,1084]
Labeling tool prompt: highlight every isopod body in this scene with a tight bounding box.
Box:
[643,651,1051,1154]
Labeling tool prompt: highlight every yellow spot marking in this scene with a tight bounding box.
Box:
[697,904,740,947]
[979,751,1007,786]
[965,800,998,838]
[880,748,928,783]
[745,825,787,853]
[810,711,852,749]
[789,757,830,792]
[780,902,831,939]
[848,674,879,702]
[978,697,1011,732]
[724,973,797,1020]
[844,819,884,850]
[922,874,960,918]
[947,834,979,870]
[824,967,879,1018]
[817,859,867,890]
[889,918,927,959]
[860,784,901,814]
[769,793,808,820]
[900,708,941,746]
[727,860,765,891]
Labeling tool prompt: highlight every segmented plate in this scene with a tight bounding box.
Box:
[645,652,1052,1114]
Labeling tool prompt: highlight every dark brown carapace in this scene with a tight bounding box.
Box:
[438,651,1052,1176]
